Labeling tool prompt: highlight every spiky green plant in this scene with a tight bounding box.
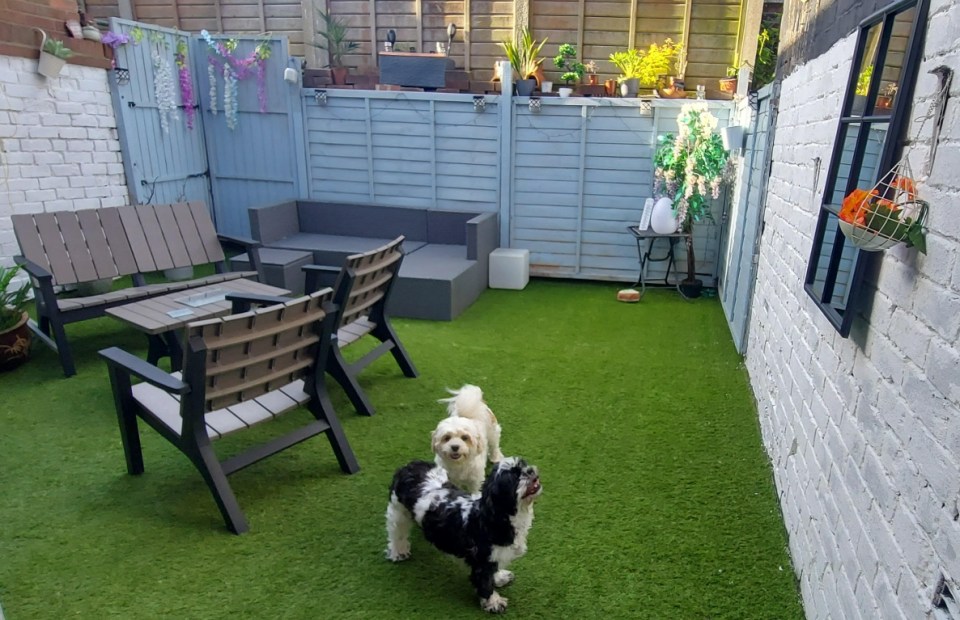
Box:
[499,30,547,80]
[0,265,30,332]
[313,8,359,68]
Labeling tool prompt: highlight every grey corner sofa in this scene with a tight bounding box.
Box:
[248,200,499,321]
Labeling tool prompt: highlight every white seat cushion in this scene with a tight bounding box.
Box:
[131,374,310,440]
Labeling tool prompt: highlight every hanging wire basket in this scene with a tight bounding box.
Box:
[838,157,928,252]
[114,67,130,85]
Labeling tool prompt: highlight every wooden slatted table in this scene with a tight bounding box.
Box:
[106,279,290,371]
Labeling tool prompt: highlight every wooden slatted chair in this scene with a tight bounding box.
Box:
[13,202,263,377]
[304,236,418,416]
[99,288,358,534]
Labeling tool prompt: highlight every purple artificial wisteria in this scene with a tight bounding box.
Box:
[200,30,272,129]
[175,39,196,130]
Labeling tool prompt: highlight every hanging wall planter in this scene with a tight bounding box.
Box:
[838,158,928,253]
[35,29,73,79]
[720,125,744,151]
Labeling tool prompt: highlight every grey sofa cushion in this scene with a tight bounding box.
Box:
[273,233,426,266]
[297,203,429,241]
[426,210,474,246]
[399,243,471,279]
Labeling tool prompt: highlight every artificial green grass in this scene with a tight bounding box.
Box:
[0,279,803,619]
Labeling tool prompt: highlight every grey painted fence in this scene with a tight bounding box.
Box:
[110,28,735,284]
[303,90,734,284]
[109,19,302,237]
[720,85,773,354]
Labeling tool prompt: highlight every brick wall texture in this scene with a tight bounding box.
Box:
[746,0,960,618]
[0,55,129,268]
[0,0,112,69]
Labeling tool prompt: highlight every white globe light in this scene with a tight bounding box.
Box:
[650,197,678,234]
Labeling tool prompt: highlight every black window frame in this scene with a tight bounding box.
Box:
[803,0,929,337]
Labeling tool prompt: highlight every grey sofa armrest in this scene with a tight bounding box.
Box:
[465,212,499,262]
[248,201,300,244]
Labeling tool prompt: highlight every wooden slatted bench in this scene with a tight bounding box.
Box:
[13,202,264,377]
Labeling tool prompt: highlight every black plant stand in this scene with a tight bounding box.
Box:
[626,225,692,298]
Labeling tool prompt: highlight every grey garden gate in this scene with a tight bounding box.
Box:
[718,84,775,354]
[109,19,303,238]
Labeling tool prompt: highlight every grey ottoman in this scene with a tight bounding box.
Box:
[232,249,313,295]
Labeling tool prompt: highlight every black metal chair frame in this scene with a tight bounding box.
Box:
[99,289,359,534]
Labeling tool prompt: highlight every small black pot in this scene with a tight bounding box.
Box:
[679,279,703,299]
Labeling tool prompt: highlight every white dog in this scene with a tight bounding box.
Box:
[432,385,504,493]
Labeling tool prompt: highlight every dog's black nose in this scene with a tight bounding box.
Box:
[450,445,459,452]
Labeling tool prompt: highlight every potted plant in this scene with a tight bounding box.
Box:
[610,39,681,97]
[36,30,74,79]
[0,264,32,371]
[875,82,897,113]
[584,60,599,85]
[719,66,739,94]
[653,103,732,298]
[554,43,585,97]
[499,30,547,96]
[313,8,358,85]
[609,48,644,96]
[838,162,927,253]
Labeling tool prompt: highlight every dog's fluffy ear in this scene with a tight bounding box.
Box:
[431,428,442,453]
[481,465,519,514]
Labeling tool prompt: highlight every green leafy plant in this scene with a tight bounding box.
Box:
[313,8,359,68]
[0,265,31,333]
[856,64,873,96]
[554,43,585,84]
[608,48,644,82]
[42,38,74,60]
[752,14,779,88]
[609,39,682,87]
[653,104,732,283]
[499,30,547,80]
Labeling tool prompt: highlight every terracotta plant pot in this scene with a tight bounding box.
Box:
[331,66,349,85]
[0,311,32,372]
[718,77,737,94]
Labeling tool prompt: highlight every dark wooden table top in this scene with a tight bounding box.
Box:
[106,279,290,335]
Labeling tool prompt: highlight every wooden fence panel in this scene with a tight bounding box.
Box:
[303,91,500,209]
[194,34,305,236]
[509,99,731,282]
[117,0,745,88]
[108,18,213,208]
[132,0,309,57]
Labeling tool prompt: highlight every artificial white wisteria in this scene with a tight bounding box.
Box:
[151,36,179,133]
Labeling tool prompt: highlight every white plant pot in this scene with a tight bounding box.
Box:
[650,197,679,234]
[721,125,744,151]
[541,81,553,93]
[37,51,66,79]
[558,87,573,98]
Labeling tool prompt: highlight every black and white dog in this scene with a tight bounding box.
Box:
[386,457,542,613]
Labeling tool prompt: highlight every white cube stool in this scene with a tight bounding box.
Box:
[489,248,530,290]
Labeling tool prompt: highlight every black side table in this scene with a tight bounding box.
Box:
[626,225,691,297]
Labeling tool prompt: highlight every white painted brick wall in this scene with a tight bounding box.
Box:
[747,0,960,617]
[0,55,129,271]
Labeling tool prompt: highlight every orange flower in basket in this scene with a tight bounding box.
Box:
[893,175,916,200]
[840,188,874,226]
